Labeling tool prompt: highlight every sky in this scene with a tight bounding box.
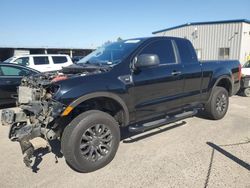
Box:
[0,0,249,48]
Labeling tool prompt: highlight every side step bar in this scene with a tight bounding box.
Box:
[129,109,198,132]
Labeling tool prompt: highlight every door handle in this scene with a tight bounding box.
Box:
[5,80,14,84]
[171,71,182,76]
[5,80,19,84]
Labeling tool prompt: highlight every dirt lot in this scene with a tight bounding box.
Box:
[0,96,249,188]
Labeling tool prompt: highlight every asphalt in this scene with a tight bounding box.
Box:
[0,96,249,188]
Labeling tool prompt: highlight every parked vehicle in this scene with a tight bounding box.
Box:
[0,63,40,107]
[1,37,241,172]
[240,76,250,97]
[4,54,73,72]
[242,60,250,76]
[238,61,250,97]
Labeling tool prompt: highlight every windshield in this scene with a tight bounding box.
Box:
[243,60,250,68]
[4,57,15,63]
[77,39,143,65]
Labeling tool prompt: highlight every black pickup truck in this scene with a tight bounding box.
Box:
[1,37,241,172]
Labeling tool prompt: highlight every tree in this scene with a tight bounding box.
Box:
[117,37,122,41]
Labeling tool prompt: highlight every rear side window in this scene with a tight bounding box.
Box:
[33,56,49,65]
[139,40,176,64]
[175,40,198,64]
[52,56,68,64]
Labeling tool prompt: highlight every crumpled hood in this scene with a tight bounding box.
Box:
[61,63,108,74]
[21,64,111,88]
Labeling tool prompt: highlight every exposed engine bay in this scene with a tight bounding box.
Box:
[1,64,110,168]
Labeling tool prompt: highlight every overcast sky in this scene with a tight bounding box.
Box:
[0,0,249,48]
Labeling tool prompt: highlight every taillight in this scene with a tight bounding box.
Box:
[238,64,242,80]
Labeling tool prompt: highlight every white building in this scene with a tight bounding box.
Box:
[152,19,250,64]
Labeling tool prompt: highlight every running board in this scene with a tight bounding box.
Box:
[129,109,198,132]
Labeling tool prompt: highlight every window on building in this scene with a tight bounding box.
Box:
[52,56,68,64]
[195,49,202,60]
[219,48,230,60]
[33,56,49,65]
[139,40,176,64]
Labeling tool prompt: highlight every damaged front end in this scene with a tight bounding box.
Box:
[1,64,111,168]
[1,73,65,167]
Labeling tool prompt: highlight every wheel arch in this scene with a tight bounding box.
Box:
[213,76,233,96]
[66,92,130,126]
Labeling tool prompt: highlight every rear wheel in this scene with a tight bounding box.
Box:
[61,110,120,173]
[243,88,250,97]
[204,86,229,120]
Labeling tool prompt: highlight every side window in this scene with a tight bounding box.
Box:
[14,57,30,66]
[139,40,176,64]
[0,65,30,76]
[195,49,202,60]
[243,61,250,68]
[52,56,68,64]
[33,56,49,65]
[175,40,197,64]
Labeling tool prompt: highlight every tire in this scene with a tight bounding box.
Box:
[61,110,120,173]
[243,88,250,97]
[204,86,229,120]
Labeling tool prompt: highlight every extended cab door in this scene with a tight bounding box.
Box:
[132,39,184,121]
[174,39,203,106]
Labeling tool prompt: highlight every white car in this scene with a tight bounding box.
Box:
[242,60,250,76]
[4,54,73,72]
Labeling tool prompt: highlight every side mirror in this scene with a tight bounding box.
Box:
[134,54,160,68]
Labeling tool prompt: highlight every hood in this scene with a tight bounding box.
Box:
[61,63,110,74]
[21,64,111,88]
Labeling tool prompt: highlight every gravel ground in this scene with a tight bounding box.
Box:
[0,96,249,188]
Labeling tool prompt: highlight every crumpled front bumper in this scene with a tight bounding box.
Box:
[1,106,60,168]
[1,108,26,127]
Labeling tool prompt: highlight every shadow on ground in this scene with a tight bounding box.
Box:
[31,139,63,173]
[121,121,186,143]
[204,140,250,188]
[30,120,186,172]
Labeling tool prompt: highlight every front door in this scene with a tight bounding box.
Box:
[0,65,23,105]
[132,39,184,121]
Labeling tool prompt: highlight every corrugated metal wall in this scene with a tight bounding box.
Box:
[155,23,244,63]
[240,23,250,63]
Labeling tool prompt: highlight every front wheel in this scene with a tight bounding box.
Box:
[204,86,229,120]
[61,110,120,173]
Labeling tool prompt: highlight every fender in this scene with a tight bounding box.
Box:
[213,75,233,94]
[208,75,233,102]
[66,91,130,126]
